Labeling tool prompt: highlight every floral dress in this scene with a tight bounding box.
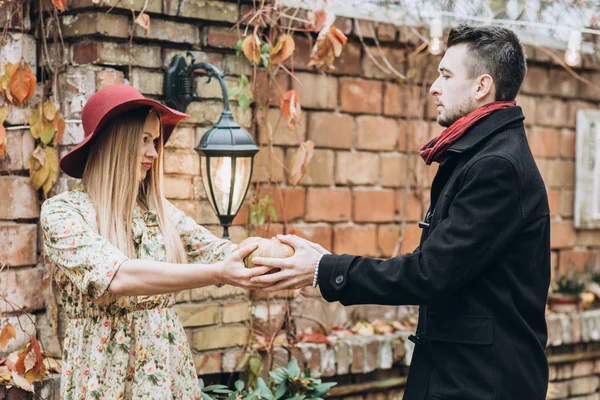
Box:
[40,188,236,399]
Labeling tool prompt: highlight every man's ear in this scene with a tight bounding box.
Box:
[475,74,495,100]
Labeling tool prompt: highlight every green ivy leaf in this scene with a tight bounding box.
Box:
[238,93,251,114]
[261,43,271,53]
[235,380,245,392]
[261,53,269,68]
[240,74,249,87]
[228,86,243,98]
[236,39,244,56]
[275,381,288,399]
[287,358,300,378]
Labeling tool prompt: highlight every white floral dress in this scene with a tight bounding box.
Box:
[40,188,236,400]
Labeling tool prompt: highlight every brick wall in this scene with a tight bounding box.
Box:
[1,0,600,398]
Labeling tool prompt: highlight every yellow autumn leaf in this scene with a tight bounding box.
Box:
[242,35,261,64]
[287,140,314,187]
[269,34,295,65]
[29,146,49,190]
[0,323,16,349]
[42,147,59,195]
[0,104,8,124]
[42,101,57,121]
[0,63,14,102]
[28,106,42,139]
[53,112,65,145]
[0,126,5,158]
[39,118,57,146]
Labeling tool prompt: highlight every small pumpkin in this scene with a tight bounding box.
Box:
[239,237,294,269]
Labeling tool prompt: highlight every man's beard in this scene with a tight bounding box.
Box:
[437,102,476,127]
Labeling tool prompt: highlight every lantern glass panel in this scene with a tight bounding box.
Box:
[201,156,252,216]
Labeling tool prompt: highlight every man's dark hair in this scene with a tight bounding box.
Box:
[447,25,527,101]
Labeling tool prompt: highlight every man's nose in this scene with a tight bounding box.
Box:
[429,79,441,97]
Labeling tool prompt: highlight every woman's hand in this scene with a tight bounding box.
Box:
[216,242,273,289]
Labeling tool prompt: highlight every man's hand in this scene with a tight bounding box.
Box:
[249,234,330,291]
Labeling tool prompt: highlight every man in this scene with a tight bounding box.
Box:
[251,25,550,400]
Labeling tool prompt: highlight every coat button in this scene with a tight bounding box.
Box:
[335,275,344,285]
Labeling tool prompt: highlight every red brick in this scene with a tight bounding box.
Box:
[381,154,409,188]
[560,190,573,218]
[377,224,400,257]
[72,42,162,68]
[560,129,575,159]
[356,116,398,151]
[286,149,334,186]
[162,49,223,70]
[362,47,406,80]
[60,12,129,39]
[222,302,250,324]
[354,19,376,39]
[202,26,239,49]
[164,175,194,200]
[258,108,307,146]
[252,146,285,183]
[252,70,290,107]
[0,224,37,267]
[194,352,222,375]
[307,112,354,149]
[407,120,432,153]
[548,68,579,98]
[0,177,40,219]
[579,72,600,101]
[295,72,338,110]
[285,36,312,72]
[288,223,333,251]
[516,95,536,126]
[353,189,397,222]
[333,224,377,256]
[377,23,398,41]
[272,187,306,222]
[333,42,361,76]
[164,150,200,175]
[558,251,593,275]
[336,152,379,185]
[141,18,199,44]
[69,0,161,12]
[383,84,423,118]
[251,223,285,238]
[521,66,550,95]
[400,224,422,254]
[551,221,577,249]
[306,188,351,222]
[535,98,569,128]
[527,127,560,158]
[548,190,560,217]
[547,160,574,188]
[397,189,424,222]
[232,204,249,225]
[95,69,124,90]
[172,0,239,22]
[339,78,382,114]
[0,267,44,311]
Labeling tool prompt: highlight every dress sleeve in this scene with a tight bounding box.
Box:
[166,201,236,264]
[40,196,129,299]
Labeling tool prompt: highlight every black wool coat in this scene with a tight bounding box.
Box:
[318,106,551,400]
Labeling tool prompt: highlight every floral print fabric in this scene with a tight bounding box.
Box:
[40,188,235,399]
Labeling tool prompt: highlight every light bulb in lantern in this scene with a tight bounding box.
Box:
[212,157,246,214]
[429,36,444,55]
[429,17,444,56]
[564,30,582,67]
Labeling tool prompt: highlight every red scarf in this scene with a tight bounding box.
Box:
[419,101,516,165]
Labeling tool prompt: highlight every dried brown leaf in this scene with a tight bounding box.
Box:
[0,323,16,349]
[242,35,261,64]
[288,140,314,187]
[269,34,295,65]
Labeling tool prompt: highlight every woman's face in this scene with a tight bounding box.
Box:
[139,112,160,181]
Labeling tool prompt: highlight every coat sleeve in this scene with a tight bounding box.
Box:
[166,201,236,264]
[318,155,525,306]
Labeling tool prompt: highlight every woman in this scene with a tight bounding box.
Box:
[40,84,269,399]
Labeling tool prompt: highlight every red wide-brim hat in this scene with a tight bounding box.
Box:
[60,84,189,179]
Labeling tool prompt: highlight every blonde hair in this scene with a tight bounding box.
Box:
[82,107,187,264]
